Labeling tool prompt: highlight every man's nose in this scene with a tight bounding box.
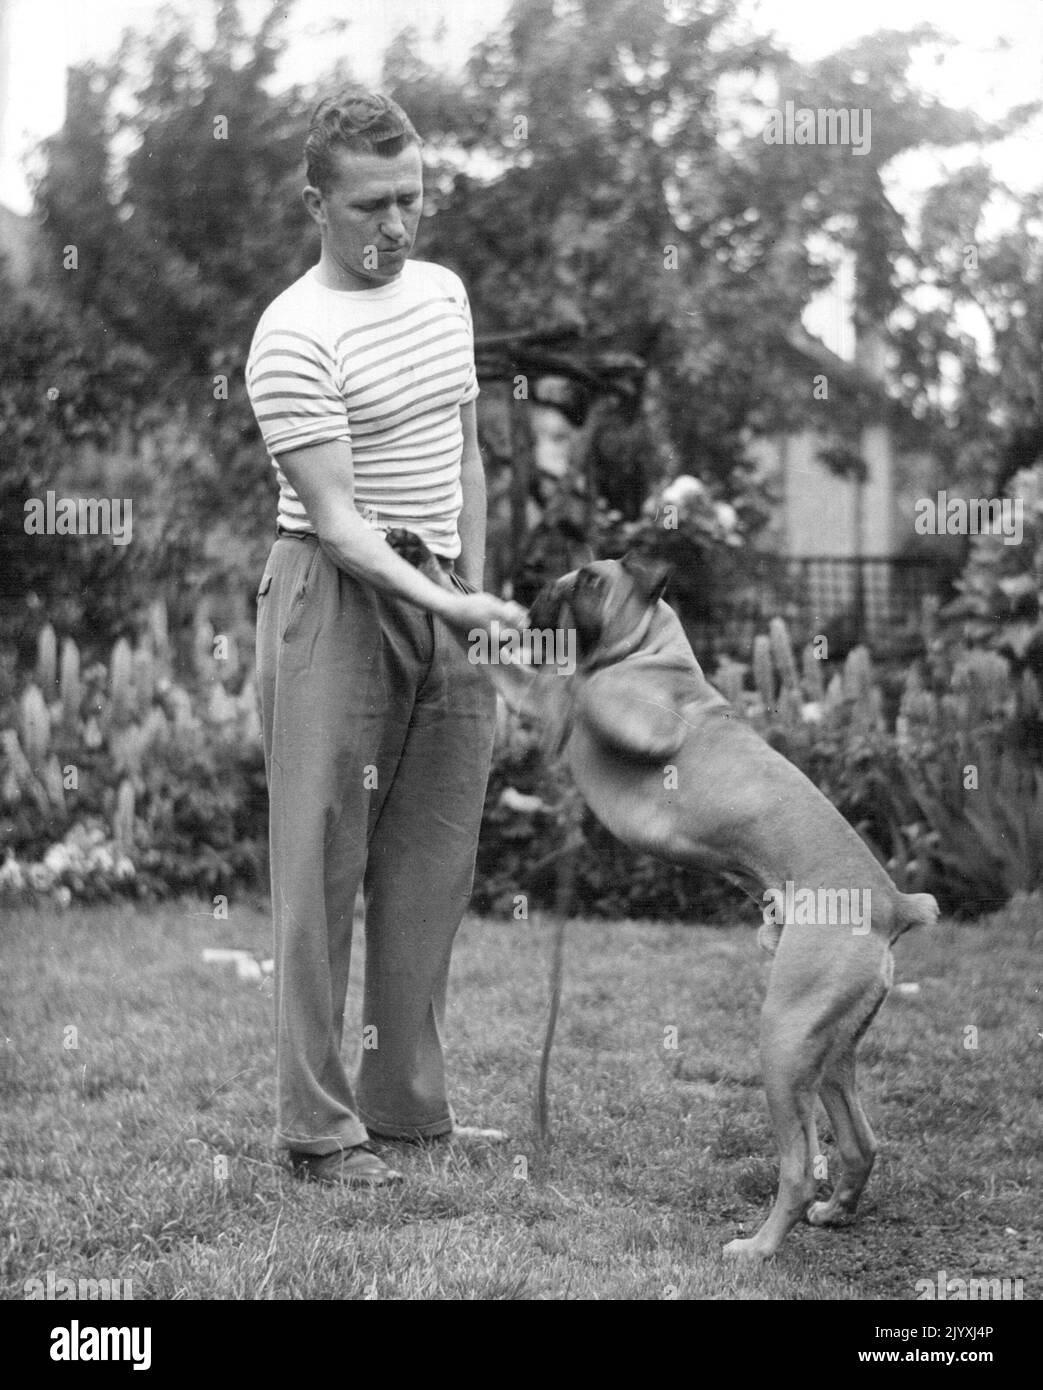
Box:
[380,208,408,242]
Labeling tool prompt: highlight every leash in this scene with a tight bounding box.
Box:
[531,794,585,1145]
[529,604,661,1141]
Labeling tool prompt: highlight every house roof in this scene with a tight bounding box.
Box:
[778,322,935,451]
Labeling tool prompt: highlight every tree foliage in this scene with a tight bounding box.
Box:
[390,2,1017,493]
[2,0,1037,656]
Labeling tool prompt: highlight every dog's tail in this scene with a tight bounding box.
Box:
[891,891,939,944]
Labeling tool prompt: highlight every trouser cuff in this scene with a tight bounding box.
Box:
[276,1120,369,1155]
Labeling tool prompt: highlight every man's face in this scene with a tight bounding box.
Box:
[305,143,424,289]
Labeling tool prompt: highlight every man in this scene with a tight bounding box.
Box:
[246,88,526,1185]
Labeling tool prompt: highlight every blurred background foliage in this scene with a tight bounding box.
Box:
[2,0,1042,916]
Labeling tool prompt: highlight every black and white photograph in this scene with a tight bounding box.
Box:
[1,0,1040,1327]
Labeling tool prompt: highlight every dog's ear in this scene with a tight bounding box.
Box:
[578,665,687,762]
[620,552,672,605]
[528,583,566,632]
[566,595,606,661]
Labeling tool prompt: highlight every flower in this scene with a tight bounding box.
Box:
[43,844,71,875]
[27,863,56,891]
[88,846,115,873]
[0,851,25,892]
[661,474,705,508]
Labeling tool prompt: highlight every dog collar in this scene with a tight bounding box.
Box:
[580,605,658,674]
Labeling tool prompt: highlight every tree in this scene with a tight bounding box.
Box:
[9,0,1035,652]
[892,176,1043,495]
[385,1,1020,516]
[20,1,318,651]
[0,266,155,658]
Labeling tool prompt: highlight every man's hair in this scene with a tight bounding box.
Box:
[305,88,421,190]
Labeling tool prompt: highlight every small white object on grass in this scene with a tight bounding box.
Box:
[202,948,266,983]
[894,982,921,997]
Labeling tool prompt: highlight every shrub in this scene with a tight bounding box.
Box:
[0,608,267,907]
[6,598,1041,922]
[944,463,1043,671]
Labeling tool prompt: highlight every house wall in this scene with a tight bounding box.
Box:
[860,423,895,554]
[0,200,34,282]
[750,425,898,560]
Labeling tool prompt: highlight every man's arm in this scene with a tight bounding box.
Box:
[276,437,525,631]
[456,400,486,589]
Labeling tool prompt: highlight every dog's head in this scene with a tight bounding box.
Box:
[527,553,672,667]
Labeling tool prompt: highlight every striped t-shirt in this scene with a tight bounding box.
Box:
[246,260,479,557]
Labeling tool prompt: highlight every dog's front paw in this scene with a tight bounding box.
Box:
[722,1237,772,1262]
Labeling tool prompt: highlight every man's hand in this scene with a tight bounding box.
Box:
[442,592,528,634]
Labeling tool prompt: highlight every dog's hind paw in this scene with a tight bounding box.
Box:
[722,1237,772,1262]
[806,1199,855,1227]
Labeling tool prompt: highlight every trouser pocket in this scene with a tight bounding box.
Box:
[449,570,477,596]
[255,539,324,674]
[281,545,322,643]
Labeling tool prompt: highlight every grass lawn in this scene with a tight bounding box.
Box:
[1,895,1040,1300]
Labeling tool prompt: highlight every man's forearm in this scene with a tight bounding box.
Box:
[457,447,488,589]
[319,509,462,619]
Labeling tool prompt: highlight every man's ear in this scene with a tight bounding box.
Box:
[620,552,672,605]
[302,185,325,228]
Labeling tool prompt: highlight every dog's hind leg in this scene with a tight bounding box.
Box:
[723,927,890,1261]
[807,1047,879,1227]
[806,976,888,1227]
[722,1004,829,1261]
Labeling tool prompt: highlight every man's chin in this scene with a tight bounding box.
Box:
[363,253,408,282]
[325,252,410,290]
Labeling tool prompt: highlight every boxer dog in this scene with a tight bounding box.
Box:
[387,532,936,1260]
[515,553,938,1261]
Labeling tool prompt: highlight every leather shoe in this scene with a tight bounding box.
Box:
[289,1142,404,1186]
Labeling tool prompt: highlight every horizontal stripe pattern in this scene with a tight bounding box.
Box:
[246,261,479,556]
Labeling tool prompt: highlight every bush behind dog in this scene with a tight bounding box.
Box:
[3,610,1042,919]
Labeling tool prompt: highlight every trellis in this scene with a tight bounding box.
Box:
[474,325,645,573]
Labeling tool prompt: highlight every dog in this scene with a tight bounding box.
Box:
[507,552,938,1260]
[384,532,937,1259]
